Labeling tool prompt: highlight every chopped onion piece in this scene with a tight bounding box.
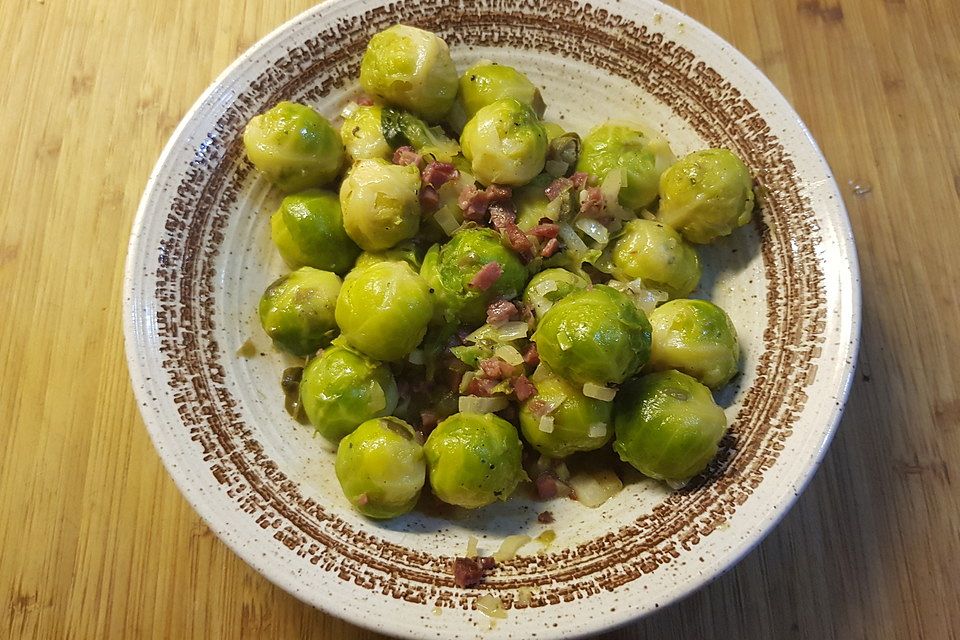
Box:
[544,160,568,177]
[459,395,509,414]
[532,297,554,317]
[476,595,507,619]
[568,469,623,508]
[407,349,425,365]
[530,363,552,384]
[599,168,634,220]
[530,279,558,296]
[538,415,555,433]
[582,382,616,402]
[625,278,669,315]
[339,101,359,118]
[464,323,497,343]
[434,206,461,236]
[587,422,607,438]
[557,222,588,255]
[575,217,610,245]
[494,344,524,366]
[555,462,571,482]
[667,478,689,491]
[494,321,529,342]
[465,535,479,558]
[493,535,532,562]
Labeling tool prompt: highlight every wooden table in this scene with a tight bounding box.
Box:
[2,1,958,637]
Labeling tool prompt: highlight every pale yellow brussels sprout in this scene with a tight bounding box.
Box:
[457,62,545,123]
[359,25,458,123]
[460,98,548,186]
[611,219,701,298]
[335,260,434,361]
[647,299,740,389]
[656,148,754,244]
[576,122,674,211]
[339,158,421,252]
[242,101,344,192]
[519,373,613,458]
[340,104,392,161]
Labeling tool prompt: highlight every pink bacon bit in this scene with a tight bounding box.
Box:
[530,222,560,240]
[570,171,591,189]
[526,397,551,418]
[419,185,440,212]
[513,375,537,401]
[421,161,459,188]
[356,95,375,106]
[535,473,558,500]
[469,261,503,291]
[540,237,560,258]
[486,299,519,326]
[453,557,493,588]
[522,343,540,367]
[466,376,499,397]
[537,510,555,524]
[479,357,518,380]
[420,410,439,434]
[488,203,516,231]
[544,176,573,201]
[504,224,534,261]
[578,186,607,220]
[458,184,513,223]
[392,145,423,168]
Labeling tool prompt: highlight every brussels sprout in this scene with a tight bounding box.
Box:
[353,241,422,272]
[460,98,548,186]
[258,267,341,356]
[647,299,740,388]
[656,148,754,244]
[299,345,398,441]
[335,416,425,518]
[514,173,554,231]
[457,62,545,123]
[522,267,590,318]
[614,370,727,483]
[420,228,529,326]
[519,374,613,458]
[340,104,392,161]
[359,25,458,123]
[335,260,433,361]
[242,101,344,192]
[533,285,652,385]
[381,107,460,162]
[544,132,582,177]
[339,158,421,252]
[423,412,525,508]
[576,122,674,211]
[270,189,360,274]
[610,219,701,298]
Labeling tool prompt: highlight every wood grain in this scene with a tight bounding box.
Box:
[1,0,958,638]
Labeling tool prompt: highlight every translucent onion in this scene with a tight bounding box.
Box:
[459,395,509,413]
[434,206,461,236]
[494,344,524,366]
[339,100,360,119]
[465,535,479,558]
[599,168,634,220]
[476,595,507,619]
[582,382,617,402]
[494,321,529,342]
[575,217,610,245]
[538,415,555,433]
[568,469,623,508]
[493,534,532,562]
[530,279,558,296]
[554,462,571,482]
[587,422,608,438]
[558,222,588,255]
[407,349,425,365]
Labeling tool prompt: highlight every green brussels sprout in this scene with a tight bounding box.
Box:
[242,101,344,192]
[533,285,652,385]
[335,416,425,518]
[420,228,529,326]
[270,189,360,274]
[340,104,392,161]
[519,374,613,458]
[514,173,554,231]
[423,412,525,508]
[359,25,458,123]
[381,107,460,163]
[353,241,422,272]
[460,98,548,186]
[299,345,398,441]
[610,219,701,298]
[335,260,434,361]
[258,267,341,356]
[647,299,740,388]
[614,370,727,483]
[522,267,590,318]
[656,148,754,244]
[575,122,675,211]
[456,62,545,123]
[339,158,421,252]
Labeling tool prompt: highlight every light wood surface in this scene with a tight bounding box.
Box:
[2,0,959,638]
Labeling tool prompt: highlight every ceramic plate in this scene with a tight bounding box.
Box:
[124,1,860,637]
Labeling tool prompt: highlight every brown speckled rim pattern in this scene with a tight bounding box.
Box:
[125,0,860,637]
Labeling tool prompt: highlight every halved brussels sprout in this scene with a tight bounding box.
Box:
[423,412,525,508]
[359,25,458,123]
[335,260,434,361]
[519,373,613,458]
[420,228,529,326]
[339,158,421,252]
[335,416,425,518]
[340,104,392,161]
[532,285,652,385]
[258,267,341,356]
[242,101,344,192]
[614,370,727,484]
[299,345,398,441]
[656,148,754,244]
[522,267,590,318]
[647,299,740,388]
[270,189,360,274]
[610,219,701,298]
[353,241,422,272]
[457,62,545,123]
[575,122,674,211]
[460,98,548,186]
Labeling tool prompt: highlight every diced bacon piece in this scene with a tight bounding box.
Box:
[466,376,499,397]
[537,510,555,524]
[526,397,550,418]
[486,299,519,326]
[522,343,540,367]
[540,237,560,257]
[488,203,516,231]
[513,375,537,401]
[479,357,518,380]
[420,410,439,432]
[469,262,503,291]
[579,186,606,219]
[422,161,459,188]
[393,145,422,167]
[458,184,486,222]
[570,171,590,189]
[452,557,485,588]
[535,474,558,500]
[485,184,512,203]
[419,185,440,212]
[356,95,375,106]
[530,223,560,239]
[544,177,573,201]
[504,224,534,261]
